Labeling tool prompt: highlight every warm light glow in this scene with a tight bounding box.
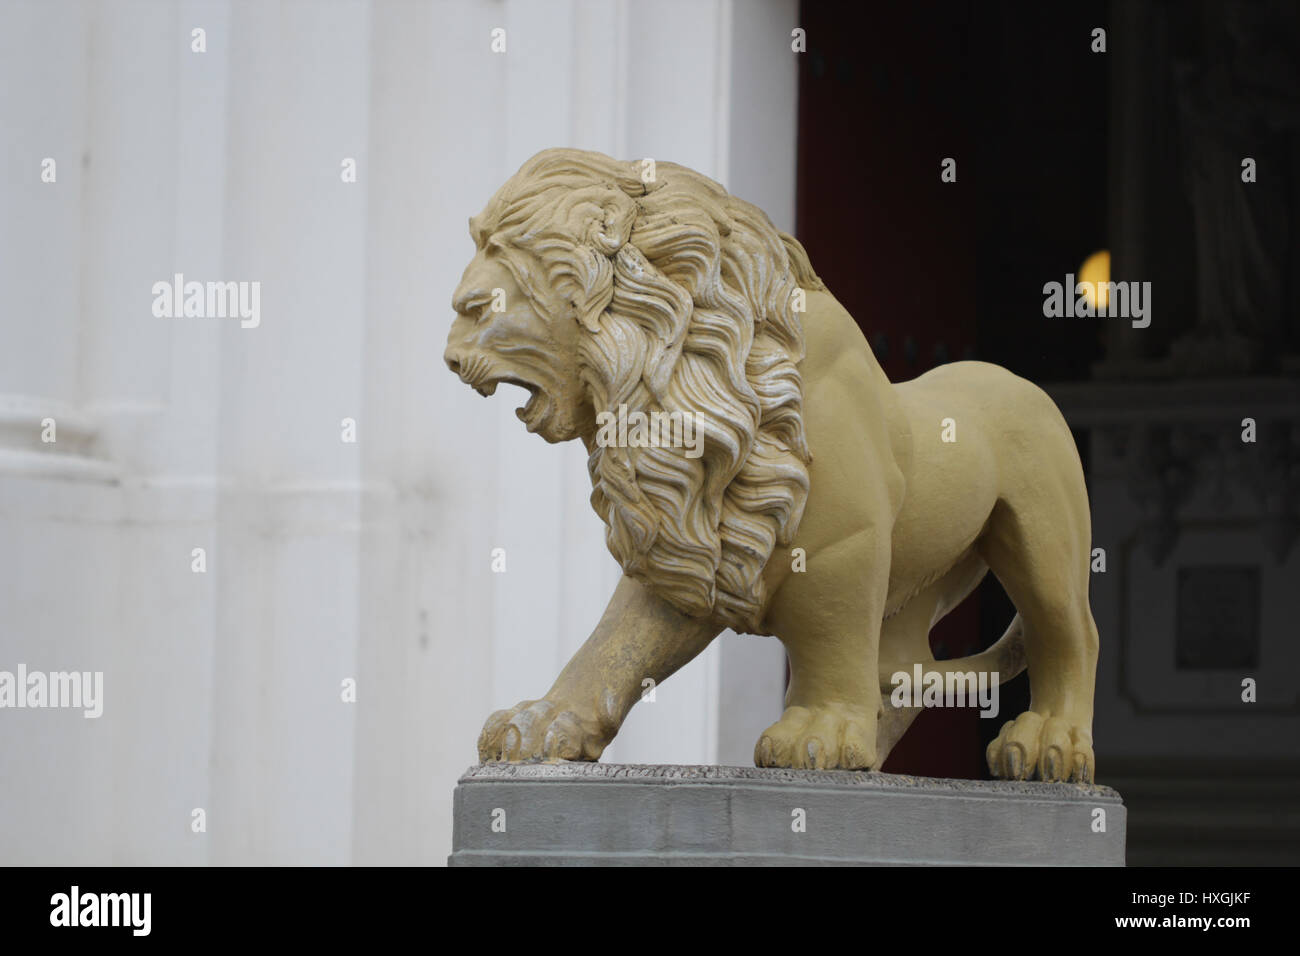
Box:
[1078,249,1110,311]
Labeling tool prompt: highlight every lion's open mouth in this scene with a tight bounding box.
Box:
[471,373,530,399]
[471,373,548,431]
[515,385,547,431]
[450,354,552,433]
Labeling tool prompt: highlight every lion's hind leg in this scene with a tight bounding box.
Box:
[977,491,1099,784]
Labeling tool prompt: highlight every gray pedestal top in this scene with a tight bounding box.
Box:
[449,762,1127,866]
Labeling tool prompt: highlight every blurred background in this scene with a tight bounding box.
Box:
[1,0,1296,866]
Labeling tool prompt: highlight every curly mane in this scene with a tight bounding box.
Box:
[470,148,821,632]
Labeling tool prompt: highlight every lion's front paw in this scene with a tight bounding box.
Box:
[477,697,613,763]
[986,711,1095,783]
[754,703,879,770]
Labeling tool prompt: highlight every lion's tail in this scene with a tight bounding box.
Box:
[877,614,1027,689]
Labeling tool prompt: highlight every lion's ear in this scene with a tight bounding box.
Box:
[587,195,637,256]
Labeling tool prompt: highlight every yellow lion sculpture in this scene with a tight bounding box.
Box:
[445,148,1099,782]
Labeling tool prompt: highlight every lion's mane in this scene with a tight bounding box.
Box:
[470,148,821,632]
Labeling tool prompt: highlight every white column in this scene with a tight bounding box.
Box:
[350,0,513,867]
[0,0,105,480]
[81,0,237,867]
[0,0,118,867]
[206,0,373,865]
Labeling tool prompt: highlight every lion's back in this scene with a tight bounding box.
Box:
[897,360,1073,444]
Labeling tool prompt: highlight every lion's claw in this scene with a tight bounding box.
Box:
[987,711,1094,782]
[501,724,521,760]
[478,697,611,763]
[754,703,879,770]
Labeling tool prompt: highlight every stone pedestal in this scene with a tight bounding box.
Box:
[448,763,1126,866]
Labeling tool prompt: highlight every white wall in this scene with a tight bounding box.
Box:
[0,0,798,865]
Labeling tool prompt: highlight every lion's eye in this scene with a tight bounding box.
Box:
[459,299,489,324]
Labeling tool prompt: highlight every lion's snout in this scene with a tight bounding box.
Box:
[445,347,507,398]
[443,345,480,385]
[443,346,482,391]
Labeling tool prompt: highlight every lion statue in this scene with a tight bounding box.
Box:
[444,147,1099,782]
